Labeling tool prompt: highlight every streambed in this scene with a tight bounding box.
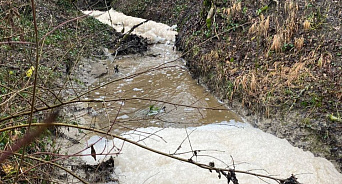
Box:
[57,9,342,184]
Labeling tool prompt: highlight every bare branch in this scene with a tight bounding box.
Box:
[1,122,292,183]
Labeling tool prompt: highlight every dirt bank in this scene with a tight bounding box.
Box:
[0,0,148,182]
[111,0,342,172]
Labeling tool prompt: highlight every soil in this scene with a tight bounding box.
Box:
[111,0,342,172]
[0,0,148,182]
[0,0,340,182]
[0,0,148,76]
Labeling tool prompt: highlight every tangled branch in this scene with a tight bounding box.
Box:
[0,122,299,183]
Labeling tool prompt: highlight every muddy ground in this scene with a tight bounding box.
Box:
[0,0,148,182]
[111,0,342,172]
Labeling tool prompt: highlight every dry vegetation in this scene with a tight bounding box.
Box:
[111,0,342,171]
[179,0,341,171]
[0,0,120,182]
[189,0,341,116]
[0,0,307,183]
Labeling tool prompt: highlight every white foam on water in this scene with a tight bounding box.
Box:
[125,78,133,82]
[81,121,342,184]
[94,97,104,101]
[184,107,195,112]
[81,135,116,165]
[80,7,342,184]
[82,9,177,43]
[117,101,124,105]
[117,114,129,119]
[133,88,143,91]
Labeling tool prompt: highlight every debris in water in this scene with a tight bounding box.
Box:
[91,145,96,161]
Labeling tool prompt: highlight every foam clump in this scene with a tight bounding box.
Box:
[82,9,177,43]
[82,122,342,183]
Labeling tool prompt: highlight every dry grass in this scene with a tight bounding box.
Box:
[201,50,220,73]
[294,36,304,50]
[232,1,242,12]
[174,0,342,171]
[284,1,298,42]
[203,50,219,60]
[223,1,241,18]
[261,15,270,37]
[250,73,257,92]
[285,0,298,14]
[303,20,311,30]
[230,59,316,115]
[248,15,270,37]
[270,34,283,52]
[286,62,306,86]
[317,52,332,68]
[248,22,258,34]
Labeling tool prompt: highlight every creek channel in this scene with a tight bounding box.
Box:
[58,9,342,184]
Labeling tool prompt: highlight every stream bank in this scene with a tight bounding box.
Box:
[110,0,342,172]
[1,0,340,183]
[0,0,150,182]
[56,7,342,183]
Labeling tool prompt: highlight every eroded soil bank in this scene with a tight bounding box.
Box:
[111,0,342,171]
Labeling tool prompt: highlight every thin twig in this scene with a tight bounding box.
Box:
[15,0,40,181]
[0,122,290,183]
[10,152,89,184]
[0,96,231,123]
[40,12,91,43]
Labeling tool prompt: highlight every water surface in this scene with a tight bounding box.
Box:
[72,9,342,184]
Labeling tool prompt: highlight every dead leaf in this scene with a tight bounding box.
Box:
[91,145,96,161]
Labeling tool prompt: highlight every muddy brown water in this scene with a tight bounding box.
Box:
[78,9,241,133]
[83,44,241,134]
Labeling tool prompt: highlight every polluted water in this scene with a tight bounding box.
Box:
[75,9,342,184]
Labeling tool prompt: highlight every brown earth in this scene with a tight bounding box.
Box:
[111,0,342,172]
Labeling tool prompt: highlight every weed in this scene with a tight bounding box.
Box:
[206,18,212,29]
[270,34,282,52]
[311,7,327,29]
[226,81,234,99]
[147,105,160,115]
[193,30,201,36]
[203,0,211,7]
[223,1,241,18]
[301,118,312,127]
[282,42,294,52]
[193,46,200,56]
[294,37,304,50]
[303,20,311,30]
[242,6,248,14]
[327,114,342,123]
[257,5,269,15]
[0,132,10,150]
[204,30,212,38]
[248,15,269,37]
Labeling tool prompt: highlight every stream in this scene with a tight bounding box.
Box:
[59,9,342,184]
